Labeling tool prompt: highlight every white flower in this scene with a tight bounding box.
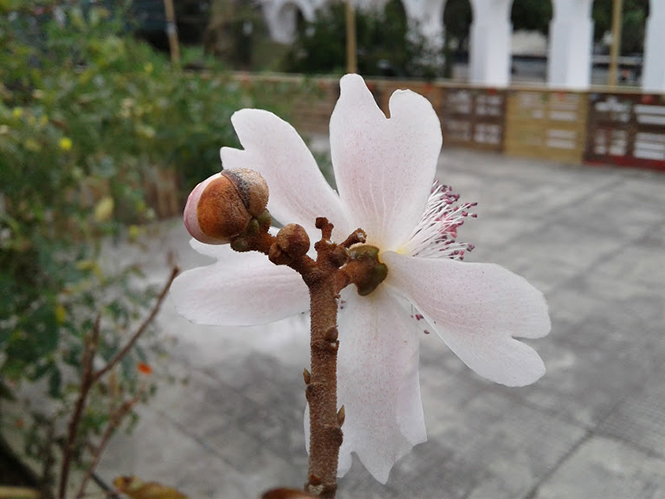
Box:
[170,74,551,484]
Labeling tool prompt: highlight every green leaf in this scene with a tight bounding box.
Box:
[48,368,62,398]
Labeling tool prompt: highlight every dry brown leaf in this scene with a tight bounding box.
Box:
[113,476,188,499]
[261,488,318,499]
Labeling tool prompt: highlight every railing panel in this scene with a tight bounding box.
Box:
[439,88,505,152]
[224,73,665,172]
[504,90,588,164]
[292,80,339,134]
[375,82,504,151]
[374,80,442,114]
[585,93,665,170]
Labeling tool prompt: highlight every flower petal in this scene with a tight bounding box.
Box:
[170,240,309,326]
[382,252,550,387]
[335,288,426,483]
[329,74,442,250]
[220,109,350,238]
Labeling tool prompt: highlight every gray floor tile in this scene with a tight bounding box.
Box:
[598,371,665,458]
[98,147,665,499]
[534,436,665,499]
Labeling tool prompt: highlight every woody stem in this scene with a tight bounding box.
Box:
[304,265,342,499]
[234,216,370,499]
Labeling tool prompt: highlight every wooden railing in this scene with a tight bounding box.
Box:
[235,73,665,172]
[141,73,664,219]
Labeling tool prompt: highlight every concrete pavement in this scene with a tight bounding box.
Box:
[98,146,665,499]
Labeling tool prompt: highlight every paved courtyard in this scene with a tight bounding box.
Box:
[98,146,665,499]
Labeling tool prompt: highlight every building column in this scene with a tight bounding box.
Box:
[469,0,512,87]
[643,0,665,91]
[547,0,593,89]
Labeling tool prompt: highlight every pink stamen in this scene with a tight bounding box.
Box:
[404,181,477,260]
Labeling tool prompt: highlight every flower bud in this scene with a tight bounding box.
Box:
[276,224,310,259]
[183,168,269,244]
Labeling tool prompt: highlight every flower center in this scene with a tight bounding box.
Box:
[401,181,476,260]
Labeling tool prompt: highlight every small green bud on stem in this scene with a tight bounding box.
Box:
[343,245,388,296]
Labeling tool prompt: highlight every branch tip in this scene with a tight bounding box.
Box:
[337,406,345,427]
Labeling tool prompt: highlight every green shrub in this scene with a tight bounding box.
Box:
[0,2,294,492]
[282,0,441,79]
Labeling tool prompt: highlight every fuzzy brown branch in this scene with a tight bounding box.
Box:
[235,215,361,499]
[302,218,347,499]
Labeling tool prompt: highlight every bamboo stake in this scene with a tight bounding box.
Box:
[345,0,357,74]
[607,0,624,87]
[0,487,40,499]
[163,0,181,64]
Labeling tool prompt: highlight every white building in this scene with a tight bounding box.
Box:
[259,0,664,91]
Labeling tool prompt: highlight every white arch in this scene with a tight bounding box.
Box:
[262,0,658,91]
[643,0,665,91]
[467,0,591,88]
[468,0,512,86]
[547,0,593,88]
[261,0,446,49]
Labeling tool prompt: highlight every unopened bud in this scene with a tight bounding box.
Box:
[183,168,269,244]
[275,224,310,259]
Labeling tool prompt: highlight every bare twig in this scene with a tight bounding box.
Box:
[59,263,179,499]
[58,314,101,499]
[93,265,179,383]
[75,394,141,499]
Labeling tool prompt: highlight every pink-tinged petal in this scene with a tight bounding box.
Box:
[335,288,426,483]
[220,109,350,239]
[170,240,309,326]
[183,173,223,244]
[329,74,442,250]
[382,252,550,387]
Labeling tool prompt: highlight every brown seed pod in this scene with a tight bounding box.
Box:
[183,168,269,244]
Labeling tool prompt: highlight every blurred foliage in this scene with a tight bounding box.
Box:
[0,1,293,493]
[593,0,649,55]
[203,0,268,70]
[510,0,552,35]
[282,0,441,79]
[202,0,294,72]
